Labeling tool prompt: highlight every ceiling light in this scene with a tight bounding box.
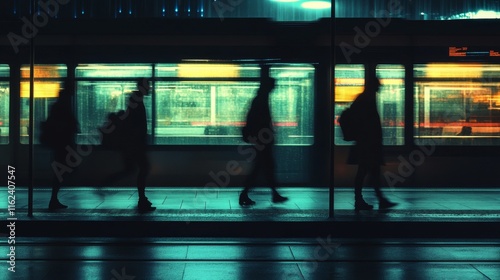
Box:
[301,1,331,9]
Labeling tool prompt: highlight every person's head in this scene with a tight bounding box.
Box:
[136,78,150,96]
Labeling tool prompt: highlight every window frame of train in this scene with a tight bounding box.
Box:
[334,64,405,146]
[75,63,315,146]
[19,64,67,144]
[0,65,9,144]
[414,63,500,146]
[75,64,153,145]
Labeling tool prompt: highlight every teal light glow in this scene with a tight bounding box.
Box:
[301,1,331,9]
[271,0,300,2]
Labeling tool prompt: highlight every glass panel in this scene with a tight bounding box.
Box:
[20,65,67,144]
[0,65,10,77]
[76,64,152,78]
[376,64,405,145]
[334,64,405,145]
[414,63,500,146]
[76,81,152,145]
[334,64,364,145]
[0,64,9,144]
[155,64,315,145]
[76,63,314,146]
[155,64,260,78]
[155,81,259,145]
[75,64,153,145]
[270,65,315,146]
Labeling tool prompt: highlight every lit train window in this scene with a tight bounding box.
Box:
[334,64,364,145]
[270,65,315,146]
[20,65,67,144]
[75,64,153,144]
[154,63,315,145]
[377,64,405,145]
[334,64,405,146]
[75,63,314,146]
[0,65,9,144]
[414,63,500,145]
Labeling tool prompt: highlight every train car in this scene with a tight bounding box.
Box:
[334,18,500,188]
[0,18,332,188]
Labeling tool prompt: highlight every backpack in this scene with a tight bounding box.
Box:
[338,106,359,141]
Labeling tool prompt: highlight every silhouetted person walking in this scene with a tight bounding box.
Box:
[239,74,288,206]
[102,78,155,212]
[44,80,79,210]
[347,74,397,211]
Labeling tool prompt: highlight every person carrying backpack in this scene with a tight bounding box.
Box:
[101,78,156,212]
[346,73,397,211]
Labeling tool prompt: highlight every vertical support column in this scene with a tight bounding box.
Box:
[328,62,334,218]
[151,64,156,143]
[328,7,335,218]
[405,63,414,147]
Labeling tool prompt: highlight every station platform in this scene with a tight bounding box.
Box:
[2,187,500,279]
[2,187,500,238]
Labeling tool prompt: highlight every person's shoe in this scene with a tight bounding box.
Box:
[272,193,288,203]
[379,199,397,209]
[138,198,156,212]
[354,199,373,211]
[239,193,256,206]
[48,199,68,210]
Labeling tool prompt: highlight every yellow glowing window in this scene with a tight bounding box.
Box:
[155,63,260,78]
[177,64,240,78]
[20,65,67,98]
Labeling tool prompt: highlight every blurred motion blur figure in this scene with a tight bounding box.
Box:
[44,80,79,210]
[239,69,288,206]
[102,78,156,212]
[347,72,397,211]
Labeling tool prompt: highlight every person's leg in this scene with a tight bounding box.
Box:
[261,145,287,203]
[354,163,373,210]
[49,147,68,209]
[367,164,397,209]
[136,151,150,199]
[134,151,156,211]
[136,149,155,211]
[354,164,367,200]
[367,164,383,199]
[240,146,259,206]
